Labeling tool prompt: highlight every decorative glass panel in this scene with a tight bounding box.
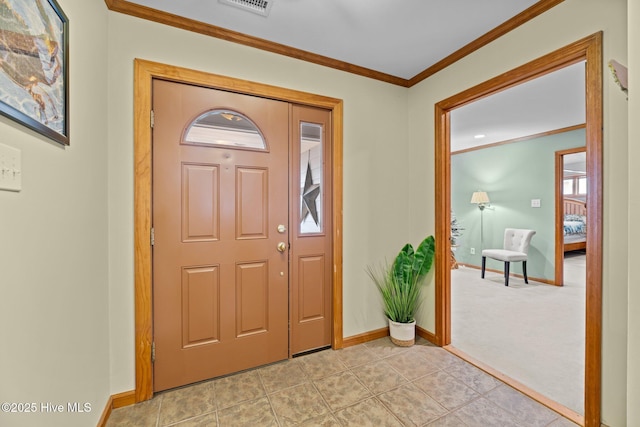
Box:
[184,110,266,150]
[300,122,323,234]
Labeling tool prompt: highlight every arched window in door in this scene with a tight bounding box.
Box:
[184,109,267,151]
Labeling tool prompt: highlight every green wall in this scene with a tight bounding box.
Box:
[451,128,586,281]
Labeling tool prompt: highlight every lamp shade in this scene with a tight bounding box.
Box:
[470,191,490,205]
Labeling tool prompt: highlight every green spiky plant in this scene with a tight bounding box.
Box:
[366,235,436,324]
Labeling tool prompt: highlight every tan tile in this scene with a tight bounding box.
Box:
[414,370,480,410]
[384,348,440,380]
[414,336,434,346]
[296,413,342,426]
[104,341,578,427]
[172,412,218,426]
[364,337,412,358]
[314,370,372,411]
[446,362,503,394]
[548,417,581,426]
[269,383,330,426]
[334,397,403,427]
[213,371,265,410]
[485,385,560,426]
[352,359,408,394]
[377,383,448,426]
[106,396,161,427]
[453,397,521,427]
[216,397,278,427]
[335,344,379,367]
[258,359,308,393]
[425,413,469,426]
[297,349,348,380]
[413,345,466,370]
[158,381,215,426]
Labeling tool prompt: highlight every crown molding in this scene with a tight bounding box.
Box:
[104,0,564,87]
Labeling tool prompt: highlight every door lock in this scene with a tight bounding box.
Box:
[277,224,287,233]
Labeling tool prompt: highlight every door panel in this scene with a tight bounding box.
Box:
[298,255,326,322]
[290,105,333,355]
[181,163,219,242]
[152,79,289,392]
[236,261,269,336]
[236,167,268,238]
[181,265,220,347]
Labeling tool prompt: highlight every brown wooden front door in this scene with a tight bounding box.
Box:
[152,79,290,392]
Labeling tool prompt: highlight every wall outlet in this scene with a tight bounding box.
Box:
[531,198,541,208]
[470,248,476,255]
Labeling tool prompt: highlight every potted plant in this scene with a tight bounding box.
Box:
[367,235,435,346]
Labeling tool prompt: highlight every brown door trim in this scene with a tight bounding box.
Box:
[133,59,344,402]
[435,32,602,426]
[555,146,587,286]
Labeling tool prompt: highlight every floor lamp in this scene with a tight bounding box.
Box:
[470,191,491,249]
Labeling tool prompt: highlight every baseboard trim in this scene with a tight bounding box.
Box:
[457,263,555,286]
[342,327,389,347]
[96,395,113,427]
[444,345,583,426]
[96,390,136,427]
[342,325,438,348]
[112,390,136,408]
[416,325,437,344]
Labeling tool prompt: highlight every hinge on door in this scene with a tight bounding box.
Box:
[150,110,155,128]
[150,227,155,246]
[151,341,156,363]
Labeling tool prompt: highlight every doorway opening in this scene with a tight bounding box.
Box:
[556,147,588,286]
[133,59,344,401]
[435,33,602,426]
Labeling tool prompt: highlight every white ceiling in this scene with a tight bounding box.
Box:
[450,62,586,152]
[123,0,541,79]
[118,0,585,148]
[564,152,586,174]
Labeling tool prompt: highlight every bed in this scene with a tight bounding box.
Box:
[563,198,587,252]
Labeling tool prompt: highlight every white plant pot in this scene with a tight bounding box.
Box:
[388,319,416,347]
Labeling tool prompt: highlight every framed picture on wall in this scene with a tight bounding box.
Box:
[0,0,69,146]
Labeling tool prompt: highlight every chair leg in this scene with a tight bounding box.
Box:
[504,262,510,286]
[523,261,528,284]
[481,256,486,279]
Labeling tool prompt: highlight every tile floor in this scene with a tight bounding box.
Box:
[106,337,578,426]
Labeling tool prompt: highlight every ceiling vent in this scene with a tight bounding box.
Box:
[218,0,273,17]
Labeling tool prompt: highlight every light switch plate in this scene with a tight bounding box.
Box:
[531,199,541,208]
[0,142,22,192]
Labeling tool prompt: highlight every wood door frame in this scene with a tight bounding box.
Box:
[133,58,344,402]
[555,146,587,286]
[435,33,602,426]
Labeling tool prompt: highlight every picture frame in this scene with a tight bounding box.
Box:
[0,0,69,146]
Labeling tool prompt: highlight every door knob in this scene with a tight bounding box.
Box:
[277,242,287,252]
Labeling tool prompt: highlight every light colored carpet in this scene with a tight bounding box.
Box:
[451,252,586,415]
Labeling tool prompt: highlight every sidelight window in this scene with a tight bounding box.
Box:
[300,122,323,234]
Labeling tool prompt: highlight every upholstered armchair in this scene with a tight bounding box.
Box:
[481,228,536,286]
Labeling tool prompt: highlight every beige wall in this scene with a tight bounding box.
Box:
[0,1,110,426]
[0,0,633,425]
[106,12,413,393]
[627,0,639,423]
[107,1,634,424]
[409,0,628,425]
